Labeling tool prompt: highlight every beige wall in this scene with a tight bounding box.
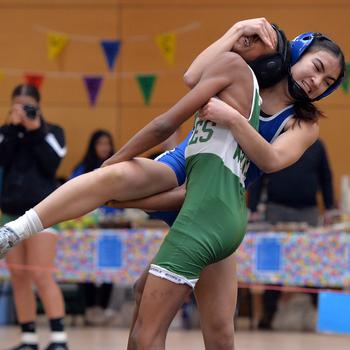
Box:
[0,0,349,198]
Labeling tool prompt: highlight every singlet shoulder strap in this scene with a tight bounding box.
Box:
[259,105,295,121]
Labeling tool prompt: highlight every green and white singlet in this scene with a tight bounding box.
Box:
[150,69,261,288]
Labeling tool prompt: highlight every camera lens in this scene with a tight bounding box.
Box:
[23,104,38,119]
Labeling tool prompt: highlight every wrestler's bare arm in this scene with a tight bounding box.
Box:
[199,98,319,173]
[184,17,276,87]
[103,52,253,166]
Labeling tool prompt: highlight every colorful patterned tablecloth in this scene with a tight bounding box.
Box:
[0,229,349,287]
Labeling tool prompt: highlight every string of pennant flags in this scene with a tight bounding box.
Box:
[42,22,200,69]
[1,21,349,107]
[0,22,200,106]
[43,22,196,71]
[0,67,180,106]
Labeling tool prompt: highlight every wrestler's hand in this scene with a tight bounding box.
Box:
[231,17,277,50]
[101,158,113,167]
[101,154,122,167]
[198,98,243,127]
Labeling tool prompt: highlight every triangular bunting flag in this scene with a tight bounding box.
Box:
[155,33,176,65]
[100,40,121,71]
[47,32,69,60]
[24,74,44,89]
[0,70,4,84]
[341,62,350,93]
[83,75,103,106]
[136,74,157,105]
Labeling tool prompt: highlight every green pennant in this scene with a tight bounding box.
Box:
[136,74,157,105]
[341,62,350,93]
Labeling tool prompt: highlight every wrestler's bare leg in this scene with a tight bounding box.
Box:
[35,158,178,228]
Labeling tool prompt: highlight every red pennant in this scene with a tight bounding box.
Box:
[24,74,44,89]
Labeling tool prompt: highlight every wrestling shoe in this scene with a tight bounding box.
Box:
[8,344,38,350]
[0,226,22,259]
[44,343,69,350]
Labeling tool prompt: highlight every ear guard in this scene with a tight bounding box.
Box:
[248,24,290,89]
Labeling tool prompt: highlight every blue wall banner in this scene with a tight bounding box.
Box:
[96,233,123,270]
[255,237,282,273]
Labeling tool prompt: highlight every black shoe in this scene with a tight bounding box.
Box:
[9,344,38,350]
[44,343,69,350]
[258,319,272,330]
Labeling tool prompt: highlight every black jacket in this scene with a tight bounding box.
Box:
[0,120,66,215]
[248,139,334,211]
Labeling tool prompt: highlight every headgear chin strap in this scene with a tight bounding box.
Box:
[248,24,290,89]
[287,74,310,102]
[288,32,344,102]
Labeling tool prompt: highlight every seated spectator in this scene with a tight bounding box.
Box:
[71,130,118,326]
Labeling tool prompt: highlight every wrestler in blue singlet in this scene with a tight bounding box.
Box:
[150,105,295,226]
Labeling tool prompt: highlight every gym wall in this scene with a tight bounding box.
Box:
[0,0,348,197]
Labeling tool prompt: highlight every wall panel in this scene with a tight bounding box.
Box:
[0,0,348,199]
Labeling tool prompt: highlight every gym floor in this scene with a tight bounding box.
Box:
[1,326,349,350]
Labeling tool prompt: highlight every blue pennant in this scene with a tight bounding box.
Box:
[100,40,121,71]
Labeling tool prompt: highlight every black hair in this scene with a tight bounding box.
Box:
[293,101,324,124]
[292,36,345,123]
[307,36,345,80]
[11,84,41,103]
[80,130,115,173]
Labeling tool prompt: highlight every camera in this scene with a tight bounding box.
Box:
[23,104,39,120]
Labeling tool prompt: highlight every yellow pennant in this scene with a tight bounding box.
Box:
[155,32,176,65]
[0,70,4,83]
[47,32,69,60]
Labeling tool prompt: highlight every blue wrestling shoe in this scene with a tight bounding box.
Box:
[0,226,22,259]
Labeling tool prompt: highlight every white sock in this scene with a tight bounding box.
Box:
[5,209,44,239]
[21,332,39,344]
[51,331,67,343]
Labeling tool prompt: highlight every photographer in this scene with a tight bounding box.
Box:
[0,84,68,350]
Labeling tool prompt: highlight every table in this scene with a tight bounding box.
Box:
[1,229,349,287]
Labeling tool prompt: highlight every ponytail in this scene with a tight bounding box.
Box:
[293,100,324,124]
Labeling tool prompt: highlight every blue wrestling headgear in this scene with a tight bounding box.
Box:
[248,24,290,89]
[288,32,344,102]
